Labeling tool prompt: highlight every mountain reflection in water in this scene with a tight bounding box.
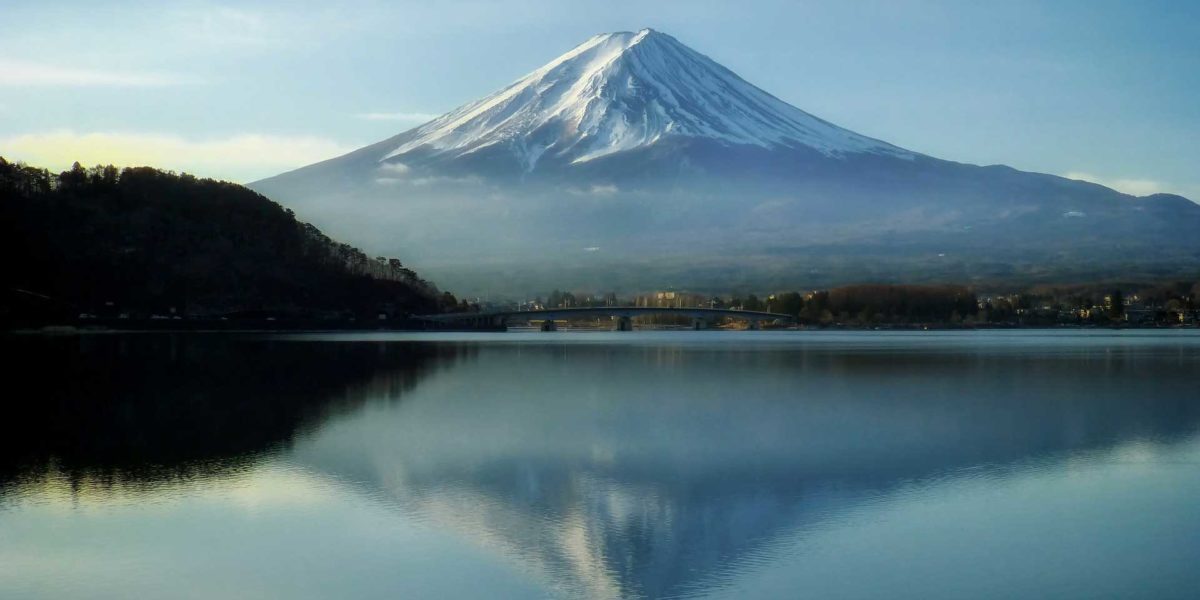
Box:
[2,332,1198,599]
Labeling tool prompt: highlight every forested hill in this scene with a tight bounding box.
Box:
[1,158,466,327]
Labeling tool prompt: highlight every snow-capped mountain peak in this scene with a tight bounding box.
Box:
[380,29,910,169]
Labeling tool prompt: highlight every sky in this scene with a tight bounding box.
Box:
[1,0,1197,199]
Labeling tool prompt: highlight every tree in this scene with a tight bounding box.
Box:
[774,292,804,318]
[1107,289,1125,320]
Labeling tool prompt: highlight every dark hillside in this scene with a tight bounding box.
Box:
[1,158,461,327]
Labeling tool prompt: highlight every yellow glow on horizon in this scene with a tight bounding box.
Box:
[0,130,351,183]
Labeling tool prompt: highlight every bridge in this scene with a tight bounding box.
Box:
[414,306,795,331]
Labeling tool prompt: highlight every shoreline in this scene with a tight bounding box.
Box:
[7,322,1197,335]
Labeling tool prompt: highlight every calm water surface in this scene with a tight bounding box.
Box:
[1,330,1198,599]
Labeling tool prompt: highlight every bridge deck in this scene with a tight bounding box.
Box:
[416,306,794,323]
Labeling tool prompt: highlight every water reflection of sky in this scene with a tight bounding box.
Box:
[1,331,1198,599]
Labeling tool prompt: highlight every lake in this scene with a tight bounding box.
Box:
[1,330,1198,599]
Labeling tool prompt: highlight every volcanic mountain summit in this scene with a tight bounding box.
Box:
[253,29,1200,294]
[378,29,910,169]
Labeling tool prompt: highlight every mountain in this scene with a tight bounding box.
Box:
[252,29,1200,295]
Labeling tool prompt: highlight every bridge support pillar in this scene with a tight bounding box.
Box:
[615,316,633,331]
[691,318,708,330]
[747,320,761,331]
[540,320,558,332]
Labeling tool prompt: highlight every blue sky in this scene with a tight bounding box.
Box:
[1,0,1196,199]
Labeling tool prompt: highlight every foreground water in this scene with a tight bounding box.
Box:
[1,330,1198,599]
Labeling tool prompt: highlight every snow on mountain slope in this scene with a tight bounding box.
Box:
[380,29,911,170]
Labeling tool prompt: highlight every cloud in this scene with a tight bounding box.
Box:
[169,4,365,50]
[356,112,440,122]
[175,5,292,48]
[377,162,411,175]
[0,59,196,87]
[0,130,351,183]
[1062,171,1175,197]
[193,6,273,46]
[371,173,480,187]
[565,184,621,196]
[373,163,413,185]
